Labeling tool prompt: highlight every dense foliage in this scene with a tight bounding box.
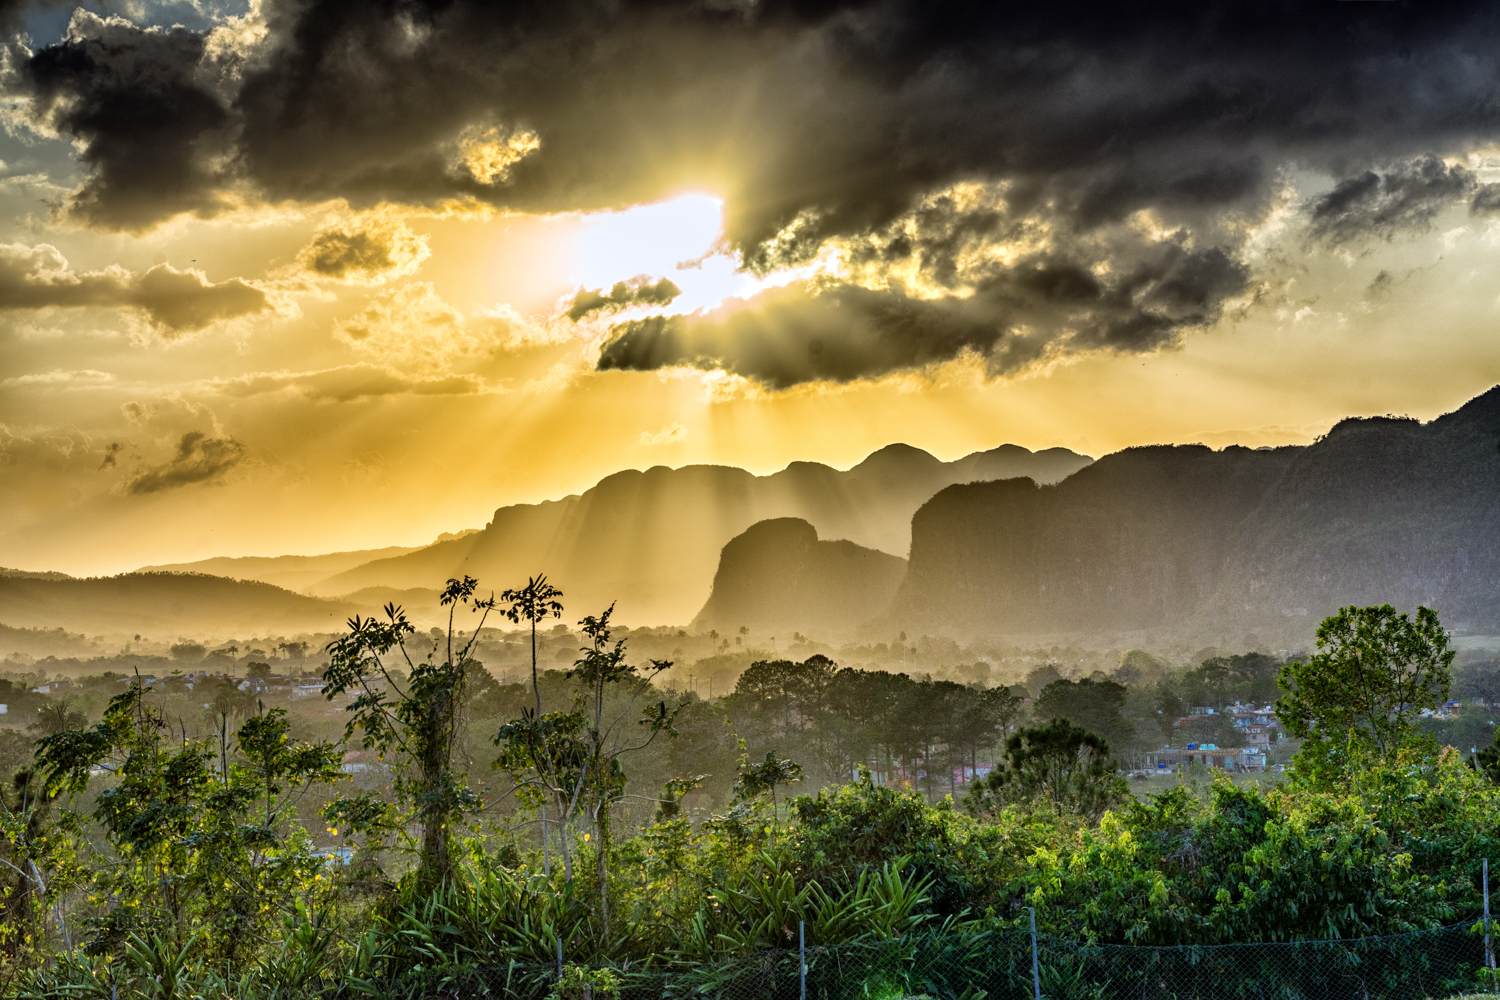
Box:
[1,595,1497,998]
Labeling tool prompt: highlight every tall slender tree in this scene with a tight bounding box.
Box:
[500,575,564,870]
[569,605,678,934]
[733,750,804,829]
[322,576,495,891]
[502,575,565,716]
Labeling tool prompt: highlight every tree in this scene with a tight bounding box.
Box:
[29,699,87,737]
[466,663,516,719]
[502,575,565,716]
[1476,727,1500,784]
[958,683,1024,774]
[966,719,1129,822]
[1196,652,1281,709]
[568,606,679,934]
[492,705,587,881]
[1195,657,1236,711]
[276,641,309,666]
[982,683,1024,740]
[1227,652,1282,705]
[1276,605,1453,776]
[493,604,679,925]
[1454,660,1500,710]
[498,575,565,875]
[0,769,71,962]
[1179,711,1238,749]
[322,576,496,891]
[1153,681,1185,743]
[733,655,836,748]
[35,685,340,961]
[1115,649,1164,686]
[733,750,803,827]
[925,681,1018,796]
[823,668,922,787]
[169,642,206,664]
[0,729,33,777]
[1035,677,1131,750]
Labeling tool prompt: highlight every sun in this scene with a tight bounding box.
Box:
[568,192,799,316]
[572,192,724,286]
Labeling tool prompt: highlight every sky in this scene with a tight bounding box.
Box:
[3,0,1500,576]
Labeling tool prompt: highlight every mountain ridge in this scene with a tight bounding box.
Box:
[139,544,436,592]
[311,442,1093,623]
[0,572,362,637]
[888,386,1500,644]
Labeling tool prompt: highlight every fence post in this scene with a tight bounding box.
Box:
[1487,858,1495,972]
[800,920,807,1000]
[1029,906,1042,1000]
[556,935,563,979]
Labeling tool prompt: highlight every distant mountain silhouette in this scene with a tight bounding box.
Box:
[139,544,427,592]
[692,518,907,637]
[314,443,1092,624]
[1,567,75,581]
[0,573,359,636]
[891,386,1500,644]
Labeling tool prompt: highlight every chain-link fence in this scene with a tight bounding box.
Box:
[373,919,1498,1000]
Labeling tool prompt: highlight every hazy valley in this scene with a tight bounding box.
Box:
[5,388,1499,665]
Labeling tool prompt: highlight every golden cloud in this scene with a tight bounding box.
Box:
[0,242,269,335]
[205,363,486,401]
[125,431,246,494]
[296,216,431,285]
[453,124,541,185]
[332,282,565,371]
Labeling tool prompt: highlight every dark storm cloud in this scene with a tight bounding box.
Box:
[567,277,682,321]
[126,431,245,494]
[1307,156,1477,246]
[0,243,270,334]
[4,12,232,230]
[16,2,1500,242]
[8,0,1500,382]
[1470,184,1500,217]
[600,242,1248,387]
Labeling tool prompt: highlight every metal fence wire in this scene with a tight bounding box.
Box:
[376,920,1499,1000]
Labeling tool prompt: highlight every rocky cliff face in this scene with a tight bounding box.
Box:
[692,518,908,636]
[892,386,1500,643]
[315,442,1091,624]
[1203,391,1500,636]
